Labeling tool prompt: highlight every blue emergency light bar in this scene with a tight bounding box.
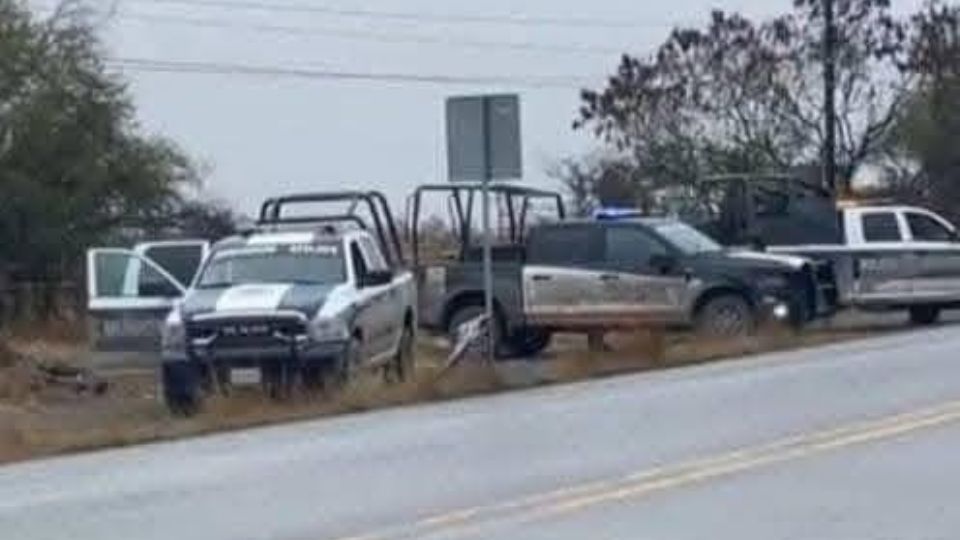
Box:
[593,207,645,220]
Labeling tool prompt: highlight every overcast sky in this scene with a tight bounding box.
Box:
[34,0,926,215]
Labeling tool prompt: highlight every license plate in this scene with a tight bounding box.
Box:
[230,368,262,386]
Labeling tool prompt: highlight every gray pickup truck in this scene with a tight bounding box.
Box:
[415,212,817,357]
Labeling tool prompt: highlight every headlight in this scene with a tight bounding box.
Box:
[310,317,349,342]
[756,274,789,290]
[161,306,186,354]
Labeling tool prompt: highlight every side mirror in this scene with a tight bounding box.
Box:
[359,269,393,288]
[649,254,677,273]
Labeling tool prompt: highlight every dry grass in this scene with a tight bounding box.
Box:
[0,322,882,464]
[2,318,87,346]
[0,343,517,463]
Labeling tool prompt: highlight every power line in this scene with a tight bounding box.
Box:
[131,0,649,29]
[105,58,596,88]
[114,13,625,55]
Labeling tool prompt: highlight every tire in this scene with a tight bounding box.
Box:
[386,324,415,383]
[695,293,755,338]
[447,303,505,358]
[161,361,203,417]
[265,357,305,401]
[909,305,941,326]
[506,327,552,358]
[324,337,361,392]
[261,360,294,401]
[301,361,325,393]
[199,362,230,395]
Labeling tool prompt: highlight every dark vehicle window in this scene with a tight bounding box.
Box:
[358,237,388,271]
[605,227,668,270]
[350,242,369,278]
[862,213,902,242]
[137,263,183,297]
[907,213,954,242]
[753,186,789,216]
[654,222,721,254]
[527,226,601,266]
[198,245,345,287]
[143,245,204,286]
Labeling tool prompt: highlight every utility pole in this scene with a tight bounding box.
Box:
[822,0,838,193]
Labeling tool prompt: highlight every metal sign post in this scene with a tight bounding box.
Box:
[446,94,522,362]
[479,97,495,362]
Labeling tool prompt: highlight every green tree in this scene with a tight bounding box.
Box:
[0,0,199,281]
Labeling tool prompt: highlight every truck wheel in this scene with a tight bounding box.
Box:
[447,304,505,358]
[909,305,941,326]
[261,360,294,401]
[507,327,552,358]
[199,362,230,395]
[695,294,755,338]
[325,336,361,392]
[301,361,325,393]
[386,324,415,383]
[161,361,203,417]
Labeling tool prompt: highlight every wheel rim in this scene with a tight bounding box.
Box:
[705,299,750,337]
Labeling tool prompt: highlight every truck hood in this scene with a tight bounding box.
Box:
[180,283,336,319]
[723,249,808,269]
[686,250,807,272]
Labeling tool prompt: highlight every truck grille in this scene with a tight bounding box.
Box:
[186,316,307,348]
[812,260,839,312]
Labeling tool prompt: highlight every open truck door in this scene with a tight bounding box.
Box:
[86,240,208,353]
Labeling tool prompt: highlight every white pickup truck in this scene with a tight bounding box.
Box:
[768,204,960,324]
[86,191,416,415]
[675,176,960,326]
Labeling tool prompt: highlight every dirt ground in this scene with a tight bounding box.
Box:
[0,314,923,464]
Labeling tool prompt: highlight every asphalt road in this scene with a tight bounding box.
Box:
[3,326,960,540]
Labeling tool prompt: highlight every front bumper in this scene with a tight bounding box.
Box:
[163,312,348,365]
[164,338,349,365]
[754,266,825,326]
[759,295,793,322]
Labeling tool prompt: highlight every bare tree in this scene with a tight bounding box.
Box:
[575,1,907,195]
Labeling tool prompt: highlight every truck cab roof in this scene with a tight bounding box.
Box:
[213,228,367,252]
[837,204,958,247]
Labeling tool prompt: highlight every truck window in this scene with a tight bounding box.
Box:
[753,185,789,216]
[142,244,204,286]
[350,242,370,279]
[137,264,182,298]
[906,212,954,242]
[861,213,902,242]
[527,226,601,266]
[605,227,668,270]
[358,236,388,271]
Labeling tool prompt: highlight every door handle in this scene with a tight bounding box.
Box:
[531,274,552,282]
[599,274,619,282]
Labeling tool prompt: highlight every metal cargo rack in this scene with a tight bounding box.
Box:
[408,182,566,266]
[256,190,405,268]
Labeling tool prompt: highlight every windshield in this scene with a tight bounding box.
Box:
[654,222,722,254]
[198,244,345,288]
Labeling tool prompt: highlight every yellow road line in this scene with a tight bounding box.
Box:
[332,399,960,540]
